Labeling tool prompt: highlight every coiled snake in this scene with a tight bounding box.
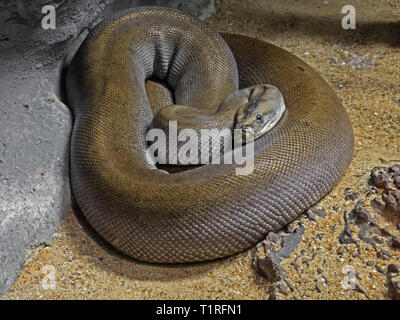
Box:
[65,7,354,263]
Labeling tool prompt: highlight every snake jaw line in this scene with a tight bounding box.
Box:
[234,84,286,141]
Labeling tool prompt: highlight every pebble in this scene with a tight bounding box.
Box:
[377,250,393,260]
[339,225,355,244]
[370,166,391,190]
[387,264,400,300]
[390,236,400,249]
[353,204,374,223]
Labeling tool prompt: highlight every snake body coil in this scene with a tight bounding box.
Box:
[66,7,354,263]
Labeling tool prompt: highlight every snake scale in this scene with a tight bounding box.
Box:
[65,7,354,263]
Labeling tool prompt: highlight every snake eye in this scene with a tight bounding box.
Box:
[256,114,263,123]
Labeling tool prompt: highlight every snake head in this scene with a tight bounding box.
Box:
[234,84,286,141]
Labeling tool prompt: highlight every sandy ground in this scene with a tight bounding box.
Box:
[2,0,400,299]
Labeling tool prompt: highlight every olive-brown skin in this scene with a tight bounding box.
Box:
[66,7,354,263]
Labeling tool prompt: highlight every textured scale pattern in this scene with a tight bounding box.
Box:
[65,7,354,263]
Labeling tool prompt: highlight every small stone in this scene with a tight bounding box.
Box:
[313,208,328,218]
[371,197,386,212]
[255,244,283,282]
[345,192,359,201]
[377,249,393,260]
[370,167,392,190]
[372,235,384,244]
[384,191,399,213]
[339,225,355,244]
[389,164,400,176]
[267,232,281,243]
[394,176,400,189]
[336,246,345,255]
[376,264,385,273]
[387,264,400,300]
[348,54,374,69]
[285,224,295,233]
[306,210,316,221]
[366,187,377,197]
[353,204,373,223]
[255,224,304,284]
[388,264,400,274]
[390,236,400,249]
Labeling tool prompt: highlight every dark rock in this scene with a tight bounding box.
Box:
[357,223,381,246]
[353,203,374,224]
[336,246,345,255]
[305,210,316,221]
[269,281,293,300]
[344,188,359,201]
[371,196,386,212]
[387,264,400,300]
[255,243,283,282]
[339,225,355,244]
[366,188,376,197]
[376,265,385,273]
[389,164,400,176]
[345,193,359,201]
[372,235,384,244]
[370,166,392,190]
[394,176,400,189]
[383,191,399,213]
[312,208,328,218]
[389,236,400,249]
[388,264,400,274]
[266,231,281,243]
[255,222,304,283]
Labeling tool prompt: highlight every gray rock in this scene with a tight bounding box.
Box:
[339,225,356,244]
[254,221,304,298]
[344,188,359,201]
[0,0,115,296]
[0,0,215,296]
[370,166,392,190]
